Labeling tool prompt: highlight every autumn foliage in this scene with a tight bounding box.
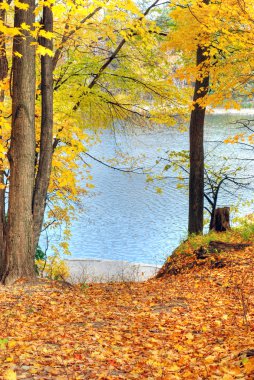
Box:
[0,232,254,379]
[0,0,253,375]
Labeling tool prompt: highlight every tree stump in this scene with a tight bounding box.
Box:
[210,207,230,232]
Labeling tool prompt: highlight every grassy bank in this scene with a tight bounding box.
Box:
[174,222,254,254]
[0,225,253,379]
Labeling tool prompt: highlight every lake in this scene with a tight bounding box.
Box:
[66,113,254,265]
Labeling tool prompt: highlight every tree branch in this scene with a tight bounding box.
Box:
[72,0,162,111]
[81,152,146,174]
[53,6,103,70]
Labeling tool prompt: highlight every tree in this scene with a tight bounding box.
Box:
[1,0,36,283]
[0,0,8,274]
[188,39,209,234]
[162,0,212,234]
[164,0,254,234]
[0,0,184,284]
[32,2,53,253]
[148,146,254,230]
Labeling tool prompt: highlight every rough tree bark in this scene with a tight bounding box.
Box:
[210,207,230,232]
[0,2,8,276]
[188,0,210,235]
[1,0,36,284]
[32,4,53,251]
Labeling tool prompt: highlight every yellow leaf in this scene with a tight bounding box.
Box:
[175,344,184,352]
[185,332,194,340]
[168,363,180,372]
[3,370,16,380]
[205,355,216,364]
[36,45,54,57]
[8,340,16,348]
[86,183,95,189]
[0,2,9,11]
[14,51,22,58]
[213,345,225,353]
[14,0,29,10]
[21,22,30,31]
[39,29,54,39]
[222,375,234,380]
[5,357,14,362]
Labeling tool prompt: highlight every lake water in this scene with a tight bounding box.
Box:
[67,113,254,265]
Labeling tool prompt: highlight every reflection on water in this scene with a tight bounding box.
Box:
[68,114,254,265]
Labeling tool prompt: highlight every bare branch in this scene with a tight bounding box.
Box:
[82,152,146,174]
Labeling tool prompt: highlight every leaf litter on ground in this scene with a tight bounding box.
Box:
[0,243,253,379]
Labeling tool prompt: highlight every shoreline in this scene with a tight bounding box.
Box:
[211,107,254,115]
[65,258,160,283]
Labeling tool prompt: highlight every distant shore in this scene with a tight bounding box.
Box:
[212,107,254,115]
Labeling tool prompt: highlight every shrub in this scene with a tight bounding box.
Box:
[35,248,70,280]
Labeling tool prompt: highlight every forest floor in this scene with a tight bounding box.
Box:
[0,229,254,379]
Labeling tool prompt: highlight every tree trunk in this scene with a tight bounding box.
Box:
[1,0,36,284]
[0,155,5,277]
[188,3,210,235]
[210,207,230,232]
[33,4,53,251]
[0,4,8,276]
